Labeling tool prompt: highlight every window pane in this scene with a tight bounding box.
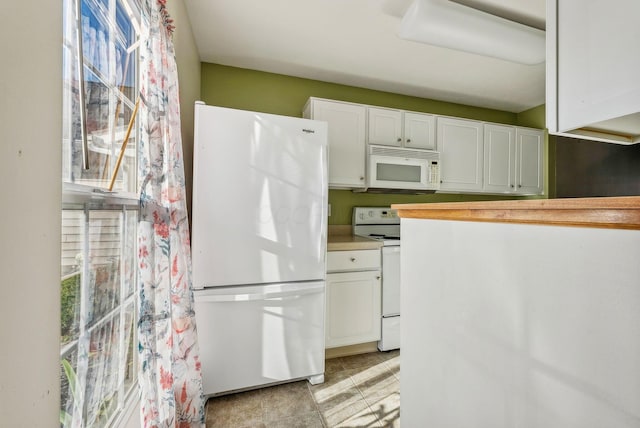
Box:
[61,210,84,345]
[62,0,139,192]
[60,347,79,427]
[123,302,136,393]
[123,210,137,298]
[88,211,122,326]
[85,316,120,427]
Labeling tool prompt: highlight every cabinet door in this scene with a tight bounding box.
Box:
[483,124,516,193]
[308,99,366,188]
[553,0,640,140]
[404,112,436,150]
[515,128,544,195]
[368,107,403,146]
[325,271,381,348]
[437,117,484,192]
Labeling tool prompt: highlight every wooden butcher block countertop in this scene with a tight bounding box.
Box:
[392,196,640,230]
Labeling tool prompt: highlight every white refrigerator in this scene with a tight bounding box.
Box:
[191,103,328,396]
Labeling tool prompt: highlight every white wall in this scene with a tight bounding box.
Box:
[167,0,201,219]
[0,2,63,426]
[401,218,640,428]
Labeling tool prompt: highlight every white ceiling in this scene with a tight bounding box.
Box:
[183,0,546,113]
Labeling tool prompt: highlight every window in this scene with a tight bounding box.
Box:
[62,0,140,193]
[60,0,141,426]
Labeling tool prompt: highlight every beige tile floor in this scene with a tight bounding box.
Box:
[205,350,400,428]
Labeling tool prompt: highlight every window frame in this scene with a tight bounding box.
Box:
[60,0,143,425]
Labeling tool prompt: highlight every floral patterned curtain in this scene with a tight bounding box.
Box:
[137,0,205,426]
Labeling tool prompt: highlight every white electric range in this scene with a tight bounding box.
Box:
[353,207,400,351]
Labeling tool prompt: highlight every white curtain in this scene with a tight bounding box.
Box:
[137,0,205,426]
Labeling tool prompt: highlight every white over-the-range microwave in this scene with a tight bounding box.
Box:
[367,144,441,192]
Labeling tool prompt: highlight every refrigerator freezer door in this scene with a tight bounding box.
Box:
[192,105,328,289]
[194,281,326,396]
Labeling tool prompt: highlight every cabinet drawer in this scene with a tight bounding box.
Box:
[327,249,380,272]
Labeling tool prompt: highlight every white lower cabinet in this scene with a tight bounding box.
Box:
[325,249,381,349]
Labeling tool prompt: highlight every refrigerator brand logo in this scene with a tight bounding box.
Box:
[302,128,315,134]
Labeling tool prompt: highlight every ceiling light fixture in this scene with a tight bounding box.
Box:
[398,0,545,65]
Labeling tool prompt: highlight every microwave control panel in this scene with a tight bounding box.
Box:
[429,161,440,185]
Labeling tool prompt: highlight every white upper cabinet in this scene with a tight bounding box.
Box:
[437,117,484,192]
[304,98,367,189]
[547,0,640,144]
[404,112,436,150]
[368,107,403,147]
[304,97,543,194]
[515,128,544,195]
[483,124,516,193]
[483,125,544,195]
[368,107,436,150]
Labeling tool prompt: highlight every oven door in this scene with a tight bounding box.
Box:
[382,245,401,316]
[368,154,430,190]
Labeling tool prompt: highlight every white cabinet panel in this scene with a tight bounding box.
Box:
[368,107,436,150]
[368,107,403,147]
[437,117,484,192]
[516,128,544,195]
[401,217,640,427]
[547,0,640,144]
[325,270,382,348]
[483,125,543,195]
[483,124,516,193]
[404,112,436,150]
[304,98,366,188]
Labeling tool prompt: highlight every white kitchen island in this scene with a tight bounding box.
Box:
[392,197,640,428]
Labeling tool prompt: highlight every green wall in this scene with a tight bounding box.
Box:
[200,63,549,224]
[201,63,521,123]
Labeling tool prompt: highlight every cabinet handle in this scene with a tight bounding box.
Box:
[360,176,364,181]
[518,184,522,188]
[510,184,514,188]
[376,276,381,280]
[406,139,411,143]
[350,257,356,262]
[397,137,402,142]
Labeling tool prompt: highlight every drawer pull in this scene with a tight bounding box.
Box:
[350,257,356,262]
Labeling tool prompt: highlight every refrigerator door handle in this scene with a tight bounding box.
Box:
[196,282,325,303]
